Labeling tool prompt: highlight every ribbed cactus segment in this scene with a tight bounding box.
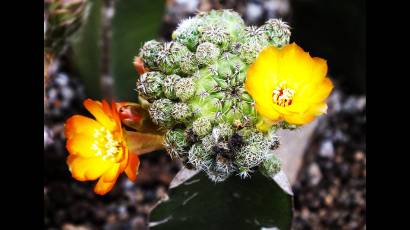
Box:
[135,9,291,182]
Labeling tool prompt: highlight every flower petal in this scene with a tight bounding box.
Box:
[94,166,121,195]
[283,113,315,125]
[67,155,113,181]
[255,102,281,122]
[66,134,100,158]
[307,78,334,103]
[65,115,103,139]
[83,99,116,131]
[102,163,121,183]
[307,103,328,116]
[125,153,140,182]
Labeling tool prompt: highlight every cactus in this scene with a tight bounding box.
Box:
[136,10,292,182]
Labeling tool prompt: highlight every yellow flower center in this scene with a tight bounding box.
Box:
[272,82,295,107]
[92,127,121,161]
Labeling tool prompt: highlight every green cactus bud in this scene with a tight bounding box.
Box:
[239,40,265,64]
[243,26,270,41]
[164,129,189,159]
[199,25,230,49]
[163,74,181,99]
[136,71,164,102]
[139,40,162,69]
[173,17,202,51]
[188,143,213,170]
[239,26,270,64]
[201,134,217,153]
[174,77,196,101]
[261,18,291,47]
[234,132,269,170]
[198,9,245,41]
[171,102,192,123]
[157,42,191,74]
[149,99,174,128]
[259,154,282,177]
[212,123,233,141]
[192,117,213,137]
[179,52,198,75]
[196,42,221,66]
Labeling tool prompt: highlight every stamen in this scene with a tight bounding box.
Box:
[272,82,295,107]
[92,127,121,160]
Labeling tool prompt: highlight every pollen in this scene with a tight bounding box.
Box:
[92,127,121,161]
[272,82,295,107]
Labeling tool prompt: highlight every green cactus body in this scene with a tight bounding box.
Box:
[137,10,292,182]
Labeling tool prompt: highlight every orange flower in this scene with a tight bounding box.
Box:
[245,43,333,129]
[65,99,140,195]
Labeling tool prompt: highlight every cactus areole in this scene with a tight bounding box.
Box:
[136,10,290,182]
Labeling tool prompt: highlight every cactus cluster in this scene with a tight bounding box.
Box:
[136,10,291,182]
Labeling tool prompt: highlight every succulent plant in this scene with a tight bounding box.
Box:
[136,10,292,182]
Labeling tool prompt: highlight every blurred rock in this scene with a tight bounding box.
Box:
[319,139,334,158]
[307,163,322,186]
[292,89,366,229]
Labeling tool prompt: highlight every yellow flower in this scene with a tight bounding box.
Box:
[65,99,139,195]
[245,43,333,129]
